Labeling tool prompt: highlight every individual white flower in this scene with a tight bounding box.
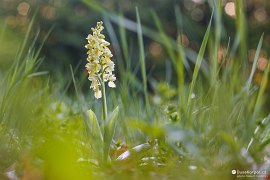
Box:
[106,61,115,72]
[108,81,116,88]
[94,89,102,99]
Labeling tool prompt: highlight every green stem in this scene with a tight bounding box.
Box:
[101,80,110,162]
[101,81,107,121]
[99,72,109,162]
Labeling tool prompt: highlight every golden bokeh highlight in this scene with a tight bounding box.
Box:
[257,57,268,71]
[149,42,163,58]
[249,49,269,71]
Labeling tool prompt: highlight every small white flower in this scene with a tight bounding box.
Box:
[108,81,116,88]
[94,89,102,99]
[90,78,99,89]
[106,61,115,72]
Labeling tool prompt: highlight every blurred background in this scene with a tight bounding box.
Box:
[1,1,270,178]
[0,0,270,83]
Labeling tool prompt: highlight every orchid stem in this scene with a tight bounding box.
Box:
[101,81,107,121]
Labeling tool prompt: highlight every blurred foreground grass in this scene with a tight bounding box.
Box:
[1,1,270,180]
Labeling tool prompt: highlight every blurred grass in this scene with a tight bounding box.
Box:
[0,20,23,70]
[0,0,270,179]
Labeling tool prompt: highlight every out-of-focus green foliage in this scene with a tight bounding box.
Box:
[1,0,270,76]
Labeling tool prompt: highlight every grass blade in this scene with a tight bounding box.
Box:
[246,34,264,92]
[187,14,213,107]
[136,7,149,112]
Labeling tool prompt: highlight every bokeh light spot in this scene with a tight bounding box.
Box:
[254,7,267,22]
[257,57,268,71]
[225,2,236,17]
[17,2,30,16]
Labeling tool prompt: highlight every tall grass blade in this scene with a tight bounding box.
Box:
[174,6,187,112]
[251,59,269,121]
[187,14,213,107]
[118,13,130,70]
[136,7,149,112]
[246,34,264,92]
[211,0,222,84]
[235,0,247,64]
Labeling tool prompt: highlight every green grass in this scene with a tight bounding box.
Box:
[0,1,270,180]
